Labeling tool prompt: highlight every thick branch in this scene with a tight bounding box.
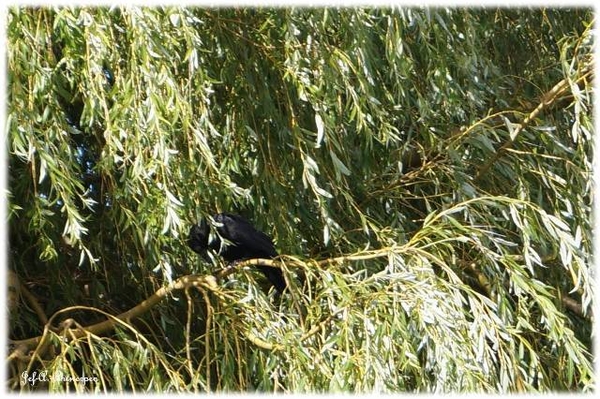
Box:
[8,274,218,357]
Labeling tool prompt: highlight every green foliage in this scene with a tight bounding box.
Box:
[7,6,594,393]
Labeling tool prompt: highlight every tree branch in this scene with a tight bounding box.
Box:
[474,63,594,183]
[8,274,220,359]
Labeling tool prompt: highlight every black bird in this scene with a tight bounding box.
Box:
[188,213,286,293]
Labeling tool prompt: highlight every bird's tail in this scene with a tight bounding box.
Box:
[257,266,287,293]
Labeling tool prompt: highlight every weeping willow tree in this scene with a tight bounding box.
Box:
[6,6,594,393]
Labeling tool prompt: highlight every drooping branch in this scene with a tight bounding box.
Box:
[474,62,594,183]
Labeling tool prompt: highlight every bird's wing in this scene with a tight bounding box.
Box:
[215,213,278,258]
